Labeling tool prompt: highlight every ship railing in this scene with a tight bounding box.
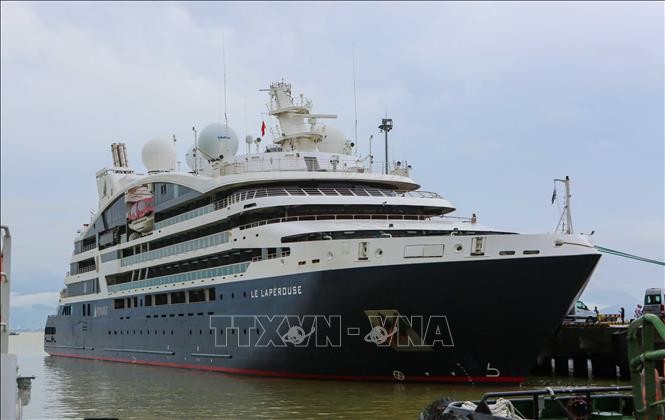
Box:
[107,261,251,293]
[70,265,96,276]
[155,187,442,230]
[237,213,433,231]
[250,250,291,263]
[236,213,475,231]
[154,204,214,230]
[219,157,399,176]
[121,231,231,267]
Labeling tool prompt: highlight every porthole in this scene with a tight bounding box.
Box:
[375,249,383,258]
[455,244,463,253]
[243,291,247,298]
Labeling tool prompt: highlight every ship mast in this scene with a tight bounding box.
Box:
[260,81,336,152]
[554,176,574,234]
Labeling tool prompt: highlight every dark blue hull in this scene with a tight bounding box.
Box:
[45,254,600,383]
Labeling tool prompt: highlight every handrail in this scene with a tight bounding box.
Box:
[237,213,433,231]
[627,314,665,420]
[71,265,96,275]
[155,187,444,230]
[121,231,230,267]
[107,261,250,293]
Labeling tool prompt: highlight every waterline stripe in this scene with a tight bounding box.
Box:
[46,352,525,383]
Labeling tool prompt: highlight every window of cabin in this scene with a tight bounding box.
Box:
[155,293,168,306]
[189,289,206,303]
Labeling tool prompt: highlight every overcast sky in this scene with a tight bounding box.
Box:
[1,1,663,322]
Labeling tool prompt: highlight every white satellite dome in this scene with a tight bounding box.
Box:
[197,123,239,162]
[141,137,176,173]
[185,145,212,172]
[318,126,349,154]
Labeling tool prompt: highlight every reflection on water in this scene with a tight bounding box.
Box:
[10,332,629,419]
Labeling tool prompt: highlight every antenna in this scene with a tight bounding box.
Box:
[243,95,247,143]
[222,32,228,127]
[352,46,358,156]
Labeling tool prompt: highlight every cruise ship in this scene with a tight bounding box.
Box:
[44,81,601,383]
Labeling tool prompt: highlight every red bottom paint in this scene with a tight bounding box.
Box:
[47,352,525,383]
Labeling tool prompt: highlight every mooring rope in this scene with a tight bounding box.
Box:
[595,246,665,266]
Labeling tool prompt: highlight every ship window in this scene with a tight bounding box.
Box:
[171,291,186,304]
[208,288,216,301]
[113,299,124,309]
[133,297,138,307]
[189,289,206,303]
[145,295,153,306]
[499,250,515,256]
[155,293,168,305]
[523,250,540,255]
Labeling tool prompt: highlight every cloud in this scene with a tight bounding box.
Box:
[10,292,60,308]
[1,1,663,311]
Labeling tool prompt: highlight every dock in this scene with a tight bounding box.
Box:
[533,321,664,379]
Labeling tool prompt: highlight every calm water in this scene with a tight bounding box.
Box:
[9,332,628,419]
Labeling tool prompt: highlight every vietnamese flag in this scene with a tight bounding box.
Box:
[261,121,266,137]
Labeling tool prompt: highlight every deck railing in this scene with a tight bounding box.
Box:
[107,261,250,293]
[155,187,442,230]
[121,231,231,267]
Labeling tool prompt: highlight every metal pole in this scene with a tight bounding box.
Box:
[565,176,573,234]
[384,129,389,174]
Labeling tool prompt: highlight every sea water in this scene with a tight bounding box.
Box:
[9,332,629,419]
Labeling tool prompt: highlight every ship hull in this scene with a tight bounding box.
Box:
[45,254,599,383]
